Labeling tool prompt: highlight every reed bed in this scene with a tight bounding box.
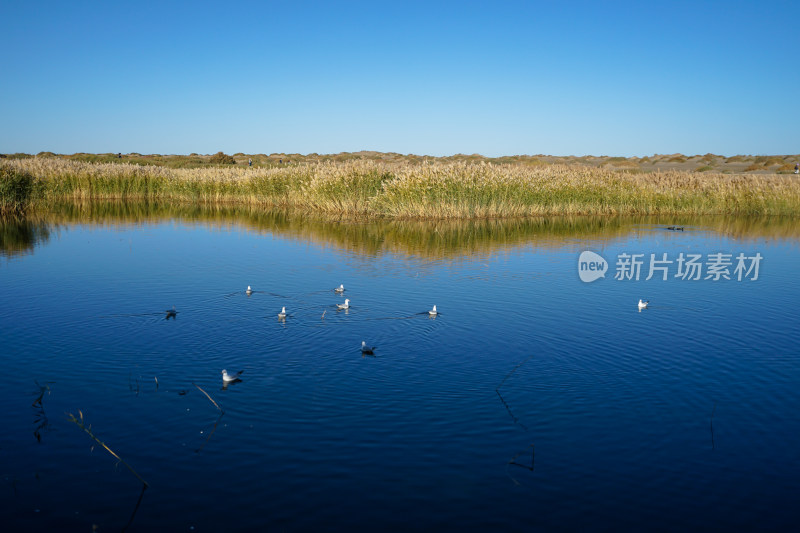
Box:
[3,157,800,218]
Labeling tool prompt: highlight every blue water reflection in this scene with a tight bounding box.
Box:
[1,212,799,531]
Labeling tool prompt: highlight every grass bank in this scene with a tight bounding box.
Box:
[3,157,800,218]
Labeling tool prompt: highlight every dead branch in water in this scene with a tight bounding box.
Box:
[32,381,52,443]
[193,382,224,413]
[192,382,225,453]
[710,402,717,450]
[505,444,535,486]
[67,410,149,488]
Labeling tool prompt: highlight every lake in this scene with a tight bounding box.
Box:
[2,205,799,532]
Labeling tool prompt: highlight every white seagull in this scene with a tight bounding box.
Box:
[334,284,345,293]
[337,298,350,310]
[246,285,253,295]
[361,341,376,355]
[278,306,287,319]
[221,369,244,383]
[429,305,438,316]
[638,299,649,309]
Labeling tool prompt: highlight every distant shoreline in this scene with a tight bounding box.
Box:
[2,151,799,175]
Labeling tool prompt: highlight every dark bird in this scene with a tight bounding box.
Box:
[361,341,376,355]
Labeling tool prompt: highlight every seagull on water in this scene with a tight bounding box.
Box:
[361,341,376,355]
[278,306,287,319]
[222,369,244,383]
[334,284,345,293]
[337,299,350,310]
[246,285,253,295]
[638,299,649,309]
[429,305,438,316]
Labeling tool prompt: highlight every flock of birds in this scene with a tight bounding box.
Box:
[174,284,646,385]
[208,284,439,385]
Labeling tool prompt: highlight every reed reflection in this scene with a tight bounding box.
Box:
[0,217,53,257]
[4,201,800,259]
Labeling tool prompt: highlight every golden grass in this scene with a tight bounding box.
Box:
[3,157,800,219]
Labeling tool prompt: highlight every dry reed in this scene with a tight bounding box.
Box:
[4,158,800,218]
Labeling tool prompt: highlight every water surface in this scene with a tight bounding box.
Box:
[2,207,799,531]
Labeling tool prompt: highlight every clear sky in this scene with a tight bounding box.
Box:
[2,0,797,157]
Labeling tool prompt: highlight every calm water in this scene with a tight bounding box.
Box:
[1,208,799,532]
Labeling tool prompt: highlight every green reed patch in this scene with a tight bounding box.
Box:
[0,164,42,215]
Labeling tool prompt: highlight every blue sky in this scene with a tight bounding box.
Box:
[2,1,797,157]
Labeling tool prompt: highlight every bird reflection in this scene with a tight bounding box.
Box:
[222,380,241,390]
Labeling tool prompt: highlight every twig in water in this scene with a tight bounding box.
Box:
[33,411,49,443]
[505,444,535,486]
[321,309,326,319]
[32,381,51,443]
[32,381,50,407]
[496,356,538,486]
[154,376,159,391]
[509,444,535,471]
[496,389,528,431]
[67,411,149,488]
[495,354,535,431]
[710,402,717,450]
[192,382,224,413]
[128,373,140,396]
[121,483,147,533]
[196,412,224,454]
[496,353,536,391]
[192,382,225,453]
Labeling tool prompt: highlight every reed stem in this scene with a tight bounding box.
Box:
[67,410,149,488]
